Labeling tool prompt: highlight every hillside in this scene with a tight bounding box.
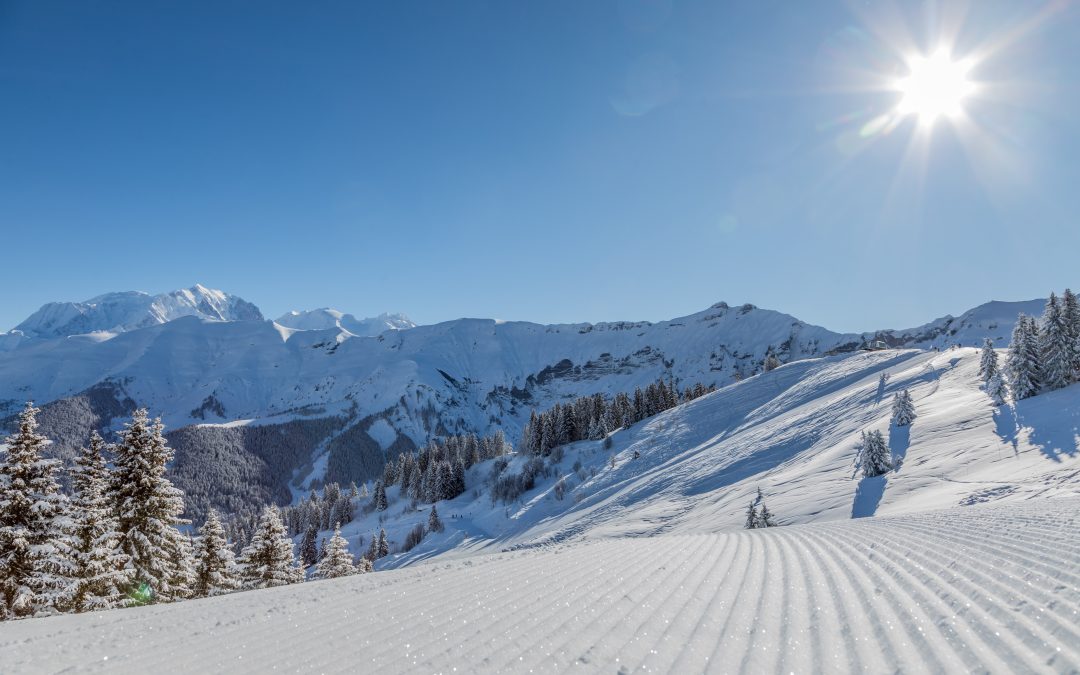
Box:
[315,347,1080,568]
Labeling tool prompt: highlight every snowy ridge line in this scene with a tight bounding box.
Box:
[2,498,1079,673]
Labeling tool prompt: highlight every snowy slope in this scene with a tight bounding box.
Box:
[2,497,1077,674]
[289,346,1080,581]
[275,309,415,336]
[9,284,262,338]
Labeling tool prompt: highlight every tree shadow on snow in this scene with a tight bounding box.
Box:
[851,475,887,518]
[1005,391,1080,462]
[888,425,910,471]
[993,405,1020,457]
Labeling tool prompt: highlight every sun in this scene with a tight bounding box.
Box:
[895,49,976,123]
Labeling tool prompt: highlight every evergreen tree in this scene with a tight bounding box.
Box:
[371,480,388,512]
[891,390,916,426]
[986,372,1009,406]
[377,529,389,559]
[236,507,303,589]
[365,533,378,561]
[192,509,238,598]
[66,431,131,612]
[428,504,443,533]
[1007,314,1041,400]
[0,403,74,618]
[299,524,318,568]
[1040,293,1071,392]
[358,482,369,499]
[858,430,892,478]
[408,467,423,502]
[978,338,999,382]
[1063,288,1080,380]
[744,502,758,530]
[110,410,190,602]
[315,524,356,580]
[756,503,776,528]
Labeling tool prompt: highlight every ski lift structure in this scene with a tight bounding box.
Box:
[863,339,889,351]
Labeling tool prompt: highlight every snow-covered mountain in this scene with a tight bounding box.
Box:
[275,308,415,336]
[0,287,1056,522]
[9,284,263,339]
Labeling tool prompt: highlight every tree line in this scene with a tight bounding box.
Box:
[992,288,1080,401]
[0,404,375,621]
[519,378,716,457]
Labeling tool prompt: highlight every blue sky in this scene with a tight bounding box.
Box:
[1,0,1077,332]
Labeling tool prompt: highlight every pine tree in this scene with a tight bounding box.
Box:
[428,504,443,533]
[358,482,369,499]
[377,529,389,559]
[1040,293,1071,392]
[314,524,356,580]
[192,509,238,598]
[408,467,423,502]
[1007,314,1041,400]
[986,372,1009,406]
[164,531,196,601]
[0,403,74,618]
[66,431,131,612]
[858,430,892,478]
[365,533,378,561]
[744,502,758,529]
[109,410,190,603]
[978,338,999,382]
[1063,288,1080,380]
[299,524,319,568]
[372,480,388,512]
[891,390,916,426]
[756,503,776,528]
[236,506,303,589]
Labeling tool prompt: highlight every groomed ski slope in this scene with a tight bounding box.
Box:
[2,497,1078,673]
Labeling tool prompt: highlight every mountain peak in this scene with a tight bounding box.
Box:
[274,308,416,337]
[13,285,264,339]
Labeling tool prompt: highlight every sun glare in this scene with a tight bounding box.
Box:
[895,50,975,123]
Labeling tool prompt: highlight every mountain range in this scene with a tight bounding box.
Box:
[0,284,1048,519]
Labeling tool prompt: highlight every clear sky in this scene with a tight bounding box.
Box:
[2,0,1078,333]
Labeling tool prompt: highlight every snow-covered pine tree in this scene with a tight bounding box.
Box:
[377,528,389,559]
[743,502,758,530]
[236,506,303,589]
[1040,293,1071,392]
[428,504,443,533]
[299,524,318,568]
[0,403,74,618]
[1007,314,1041,400]
[756,503,776,528]
[358,482,369,499]
[66,431,131,613]
[858,430,892,478]
[986,372,1009,406]
[192,509,238,598]
[372,480,388,512]
[314,524,355,580]
[979,338,999,382]
[408,467,423,502]
[365,533,378,561]
[110,410,190,603]
[1063,288,1080,380]
[891,390,916,426]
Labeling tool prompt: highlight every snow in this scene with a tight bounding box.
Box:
[1,498,1077,673]
[275,308,415,337]
[2,345,1080,671]
[365,418,398,450]
[10,285,263,338]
